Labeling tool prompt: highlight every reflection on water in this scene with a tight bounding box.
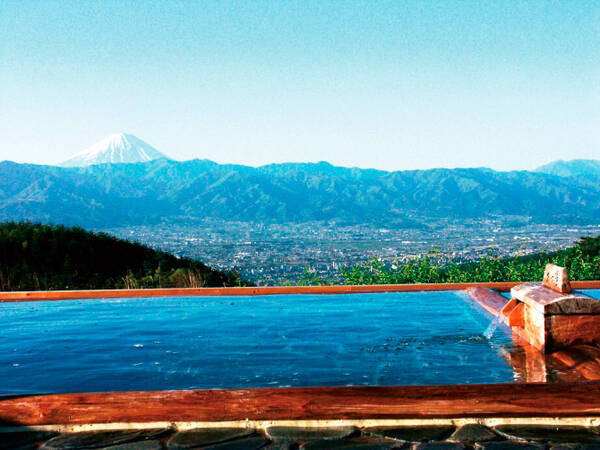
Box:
[499,333,600,383]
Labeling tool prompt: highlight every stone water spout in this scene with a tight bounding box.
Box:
[507,264,600,353]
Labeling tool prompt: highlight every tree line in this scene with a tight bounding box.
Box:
[297,236,600,285]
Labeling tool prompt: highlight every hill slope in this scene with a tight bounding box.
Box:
[1,159,600,227]
[0,222,243,291]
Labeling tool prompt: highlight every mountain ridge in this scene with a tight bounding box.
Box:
[1,157,599,227]
[535,159,600,181]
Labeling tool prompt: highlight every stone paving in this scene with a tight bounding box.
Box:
[1,425,600,449]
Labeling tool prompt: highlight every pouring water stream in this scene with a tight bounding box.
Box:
[483,314,501,340]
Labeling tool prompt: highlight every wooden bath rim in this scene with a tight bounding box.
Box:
[2,282,600,430]
[1,280,600,302]
[2,383,600,431]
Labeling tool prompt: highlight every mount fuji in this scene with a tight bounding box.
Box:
[61,133,169,166]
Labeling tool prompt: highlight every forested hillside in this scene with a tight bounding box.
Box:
[0,222,244,291]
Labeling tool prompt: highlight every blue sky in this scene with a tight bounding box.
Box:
[1,0,598,170]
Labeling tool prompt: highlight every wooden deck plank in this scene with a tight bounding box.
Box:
[1,384,600,426]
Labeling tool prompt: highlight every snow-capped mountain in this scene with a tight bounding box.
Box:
[61,133,169,166]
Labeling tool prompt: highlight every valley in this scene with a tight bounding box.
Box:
[102,219,600,285]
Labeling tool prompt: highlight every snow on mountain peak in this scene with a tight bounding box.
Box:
[61,133,169,166]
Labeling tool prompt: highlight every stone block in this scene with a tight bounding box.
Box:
[265,426,356,442]
[365,426,455,442]
[0,431,58,449]
[301,436,405,449]
[41,429,169,449]
[449,424,500,443]
[543,264,571,293]
[167,428,254,449]
[494,425,600,443]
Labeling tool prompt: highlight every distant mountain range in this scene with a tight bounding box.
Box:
[1,134,599,227]
[535,159,600,185]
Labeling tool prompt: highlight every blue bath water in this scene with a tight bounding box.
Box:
[500,289,600,299]
[0,292,517,394]
[580,289,600,298]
